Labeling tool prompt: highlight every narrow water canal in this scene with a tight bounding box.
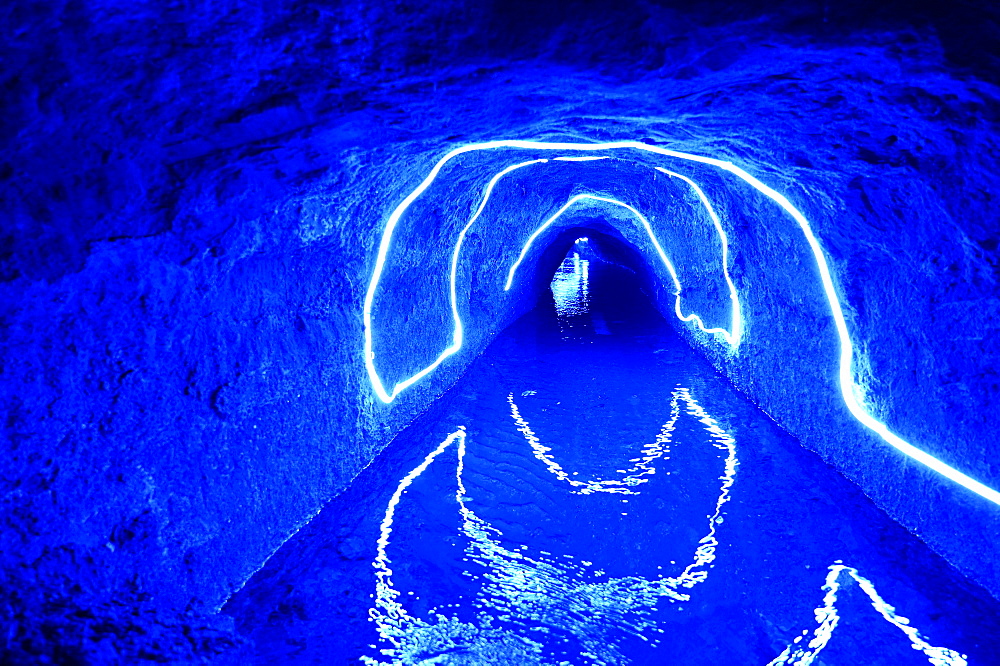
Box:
[225,241,1000,665]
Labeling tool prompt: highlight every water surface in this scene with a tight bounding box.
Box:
[225,250,1000,665]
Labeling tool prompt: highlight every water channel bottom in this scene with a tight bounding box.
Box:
[225,261,1000,665]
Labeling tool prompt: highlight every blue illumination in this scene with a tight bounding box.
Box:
[363,140,1000,508]
[12,7,1000,659]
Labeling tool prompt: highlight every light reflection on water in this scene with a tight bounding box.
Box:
[551,242,591,338]
[767,564,966,666]
[365,386,740,665]
[359,256,967,666]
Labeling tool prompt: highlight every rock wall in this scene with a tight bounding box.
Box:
[2,0,999,661]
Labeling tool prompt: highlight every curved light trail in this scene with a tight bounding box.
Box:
[362,140,1000,508]
[656,168,743,347]
[366,153,736,403]
[366,388,739,663]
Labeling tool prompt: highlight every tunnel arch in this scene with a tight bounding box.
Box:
[503,192,741,346]
[520,222,660,312]
[363,139,1000,509]
[365,148,744,406]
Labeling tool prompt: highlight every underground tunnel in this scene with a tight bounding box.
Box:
[2,1,1000,664]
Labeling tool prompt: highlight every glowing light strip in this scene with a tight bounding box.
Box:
[711,165,1000,507]
[657,168,743,347]
[364,143,741,405]
[504,192,740,346]
[364,140,1000,507]
[368,152,739,400]
[366,158,548,404]
[768,563,967,666]
[447,159,548,353]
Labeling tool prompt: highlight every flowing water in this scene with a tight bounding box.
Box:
[225,246,1000,665]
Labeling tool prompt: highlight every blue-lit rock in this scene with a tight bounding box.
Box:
[1,1,999,661]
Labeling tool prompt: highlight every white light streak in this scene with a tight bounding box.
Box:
[366,158,547,404]
[656,168,743,348]
[362,140,1000,508]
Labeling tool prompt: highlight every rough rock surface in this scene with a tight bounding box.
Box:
[2,0,999,661]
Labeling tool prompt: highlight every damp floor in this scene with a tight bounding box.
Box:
[224,257,1000,665]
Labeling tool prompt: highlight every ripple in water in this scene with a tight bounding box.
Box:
[363,392,965,665]
[226,253,990,666]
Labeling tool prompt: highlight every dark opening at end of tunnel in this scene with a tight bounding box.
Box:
[531,223,669,339]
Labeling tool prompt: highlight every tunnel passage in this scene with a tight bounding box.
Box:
[364,147,747,408]
[226,187,1000,663]
[5,2,1000,661]
[531,224,669,340]
[523,224,659,311]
